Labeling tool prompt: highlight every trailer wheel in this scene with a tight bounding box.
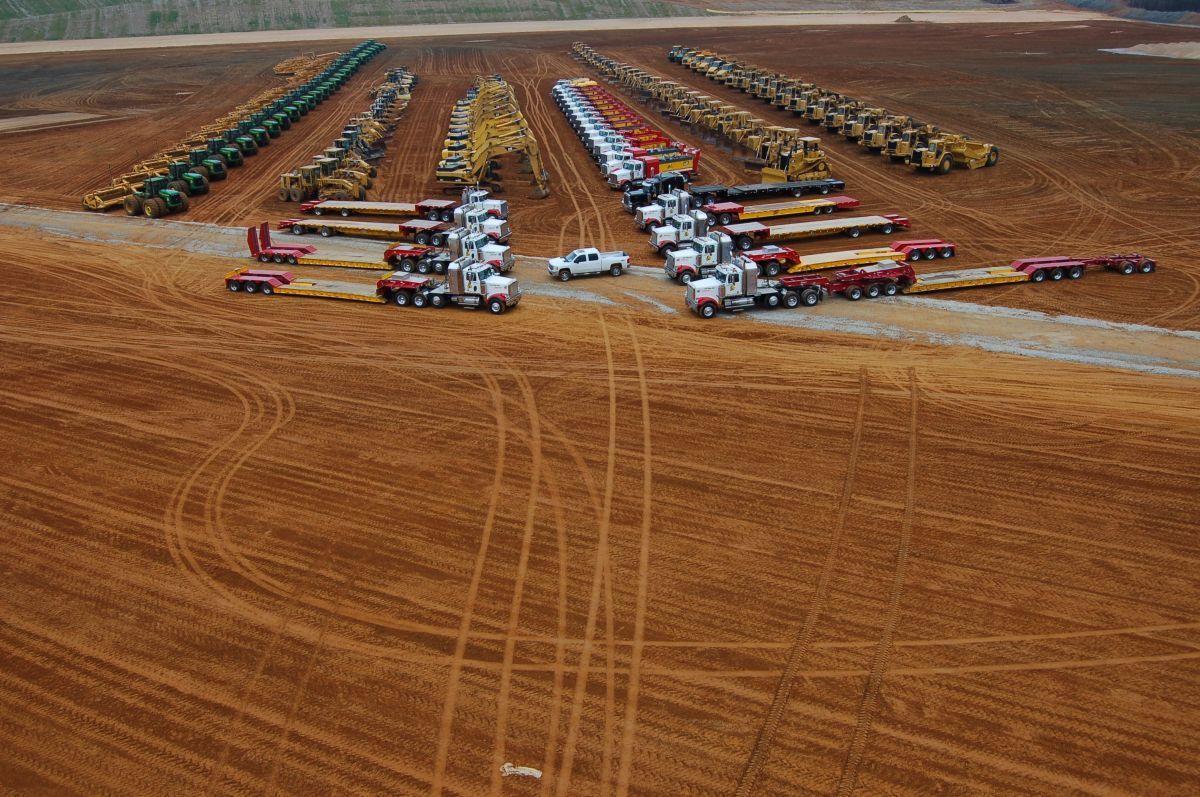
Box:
[258,253,272,263]
[846,285,864,301]
[558,270,572,282]
[1068,265,1084,280]
[287,255,298,265]
[610,265,623,277]
[699,303,717,319]
[393,290,411,307]
[435,261,447,274]
[1139,260,1154,273]
[884,282,899,296]
[737,236,753,251]
[940,247,953,259]
[763,260,781,277]
[412,292,428,307]
[440,210,454,223]
[290,225,304,235]
[417,260,432,274]
[260,283,274,295]
[819,185,831,195]
[397,257,415,272]
[847,227,862,239]
[319,226,333,237]
[273,254,286,264]
[227,280,241,292]
[339,208,352,217]
[906,249,923,262]
[881,223,895,235]
[430,294,446,308]
[801,288,820,307]
[1050,268,1065,281]
[415,232,430,245]
[312,207,324,216]
[1120,261,1135,275]
[425,210,439,221]
[784,291,801,309]
[1031,269,1047,283]
[243,281,258,294]
[488,298,506,315]
[718,212,733,226]
[866,284,882,299]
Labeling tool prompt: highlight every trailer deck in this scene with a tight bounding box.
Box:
[301,199,457,220]
[904,266,1030,293]
[275,279,387,302]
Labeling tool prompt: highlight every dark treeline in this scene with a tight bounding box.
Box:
[1127,0,1200,11]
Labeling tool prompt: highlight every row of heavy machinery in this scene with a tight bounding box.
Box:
[435,75,550,199]
[571,43,833,184]
[278,67,416,203]
[668,45,999,174]
[83,40,386,217]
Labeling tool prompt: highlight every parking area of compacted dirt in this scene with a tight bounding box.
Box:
[1,18,1199,797]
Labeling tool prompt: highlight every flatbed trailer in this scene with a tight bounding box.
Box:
[224,268,385,302]
[703,195,859,225]
[248,222,433,270]
[278,217,452,244]
[722,214,910,250]
[686,179,845,205]
[782,240,956,274]
[299,198,458,221]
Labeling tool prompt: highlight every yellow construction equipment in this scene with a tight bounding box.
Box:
[908,134,1000,172]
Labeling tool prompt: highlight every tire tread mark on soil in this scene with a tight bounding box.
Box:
[833,367,919,797]
[429,369,508,797]
[734,367,869,797]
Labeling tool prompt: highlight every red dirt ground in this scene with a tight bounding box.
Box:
[1,20,1199,797]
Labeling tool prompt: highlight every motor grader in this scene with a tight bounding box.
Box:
[908,134,1000,173]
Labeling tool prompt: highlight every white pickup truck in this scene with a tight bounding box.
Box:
[547,248,630,281]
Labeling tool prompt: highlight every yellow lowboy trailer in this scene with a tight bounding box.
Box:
[903,266,1029,293]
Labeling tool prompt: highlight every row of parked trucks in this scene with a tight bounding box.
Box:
[552,78,701,190]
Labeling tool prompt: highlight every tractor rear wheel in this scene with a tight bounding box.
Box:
[190,166,210,180]
[124,195,144,216]
[177,194,190,212]
[169,180,189,195]
[144,197,165,218]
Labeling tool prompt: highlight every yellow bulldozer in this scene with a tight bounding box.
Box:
[762,136,832,183]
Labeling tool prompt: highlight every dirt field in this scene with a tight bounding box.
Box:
[2,19,1200,797]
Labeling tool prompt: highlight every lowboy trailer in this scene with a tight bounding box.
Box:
[702,195,859,225]
[721,214,910,250]
[278,216,452,244]
[685,179,845,205]
[300,198,458,221]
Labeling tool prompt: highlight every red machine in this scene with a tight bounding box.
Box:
[246,223,315,264]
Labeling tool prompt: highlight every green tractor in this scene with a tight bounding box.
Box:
[262,118,282,138]
[207,137,243,167]
[166,161,209,196]
[225,127,257,156]
[123,175,187,218]
[188,147,227,181]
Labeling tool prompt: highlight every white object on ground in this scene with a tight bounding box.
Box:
[500,763,542,779]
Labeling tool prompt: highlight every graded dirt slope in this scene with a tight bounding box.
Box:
[1,22,1198,329]
[1,227,1198,796]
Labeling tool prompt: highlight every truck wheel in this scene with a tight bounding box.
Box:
[884,282,899,296]
[393,290,411,306]
[866,284,882,299]
[846,285,864,301]
[680,272,693,285]
[227,280,241,292]
[430,294,446,308]
[820,185,831,195]
[801,288,820,306]
[791,188,804,198]
[848,227,862,239]
[1050,268,1065,281]
[260,283,274,295]
[412,292,428,307]
[432,234,447,246]
[435,261,447,274]
[1031,269,1047,283]
[488,298,506,315]
[559,270,572,281]
[699,303,717,318]
[764,293,780,309]
[1068,266,1084,280]
[610,265,623,276]
[784,291,800,309]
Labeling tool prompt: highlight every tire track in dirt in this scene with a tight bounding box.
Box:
[833,367,919,797]
[428,369,507,797]
[554,311,620,797]
[734,367,869,797]
[613,318,654,797]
